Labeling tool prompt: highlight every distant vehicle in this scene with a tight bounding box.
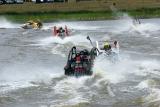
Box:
[54,0,64,2]
[34,0,54,3]
[5,0,15,4]
[35,0,44,3]
[46,0,54,3]
[14,0,24,4]
[0,0,6,5]
[0,0,2,4]
[21,20,43,29]
[53,26,69,39]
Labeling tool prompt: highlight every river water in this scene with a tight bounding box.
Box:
[0,17,160,107]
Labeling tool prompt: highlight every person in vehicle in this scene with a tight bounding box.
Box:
[113,41,118,48]
[74,53,83,76]
[57,27,65,33]
[23,20,42,29]
[103,41,112,53]
[112,40,119,53]
[53,25,69,37]
[73,50,90,76]
[64,46,97,76]
[53,26,65,37]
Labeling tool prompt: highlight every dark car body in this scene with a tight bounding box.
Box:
[64,46,99,77]
[0,0,6,4]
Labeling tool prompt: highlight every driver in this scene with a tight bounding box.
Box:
[57,27,65,33]
[56,27,65,37]
[104,41,111,51]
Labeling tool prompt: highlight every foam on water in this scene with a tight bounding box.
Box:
[143,88,160,106]
[37,35,92,48]
[52,76,92,106]
[34,19,160,106]
[0,17,20,28]
[110,7,160,36]
[0,64,62,92]
[51,45,66,57]
[92,54,160,106]
[93,54,160,84]
[1,17,160,106]
[42,21,100,30]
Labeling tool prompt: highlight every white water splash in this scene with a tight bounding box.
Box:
[52,76,91,106]
[110,7,160,36]
[0,17,20,28]
[93,54,160,84]
[37,35,92,48]
[42,21,100,30]
[0,64,62,92]
[143,88,160,106]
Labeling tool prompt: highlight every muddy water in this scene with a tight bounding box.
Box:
[0,18,160,107]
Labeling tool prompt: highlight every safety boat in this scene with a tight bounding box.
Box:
[21,20,43,29]
[64,46,99,77]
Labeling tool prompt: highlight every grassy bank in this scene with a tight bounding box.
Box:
[0,0,160,22]
[129,8,160,18]
[2,11,113,22]
[1,8,160,22]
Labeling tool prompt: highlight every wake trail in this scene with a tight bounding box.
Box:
[0,17,20,28]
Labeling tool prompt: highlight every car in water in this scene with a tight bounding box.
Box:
[64,46,99,77]
[21,20,43,29]
[53,26,69,39]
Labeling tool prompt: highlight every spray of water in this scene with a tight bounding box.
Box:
[1,16,160,106]
[52,76,91,106]
[0,63,62,92]
[143,88,160,106]
[0,17,20,28]
[42,21,100,30]
[110,6,160,36]
[93,54,160,83]
[39,35,90,45]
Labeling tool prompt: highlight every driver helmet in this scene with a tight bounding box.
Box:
[104,41,109,49]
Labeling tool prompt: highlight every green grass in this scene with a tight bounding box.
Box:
[2,8,160,23]
[2,11,113,23]
[0,0,160,22]
[128,8,160,18]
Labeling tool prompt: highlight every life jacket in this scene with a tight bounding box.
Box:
[74,55,85,73]
[76,55,81,63]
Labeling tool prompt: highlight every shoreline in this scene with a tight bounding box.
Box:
[1,8,160,22]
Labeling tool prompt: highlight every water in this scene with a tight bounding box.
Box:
[0,17,160,107]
